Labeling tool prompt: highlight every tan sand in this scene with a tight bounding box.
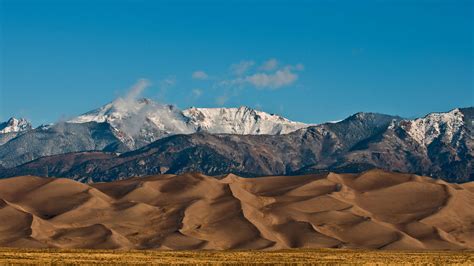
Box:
[0,169,472,250]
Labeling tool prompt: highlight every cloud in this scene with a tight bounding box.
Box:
[156,76,176,99]
[260,58,278,71]
[189,59,304,104]
[295,63,305,71]
[245,68,298,89]
[110,79,153,137]
[192,71,208,80]
[113,78,151,113]
[124,78,150,102]
[192,88,203,98]
[215,95,229,106]
[220,60,303,90]
[160,76,176,88]
[230,60,255,76]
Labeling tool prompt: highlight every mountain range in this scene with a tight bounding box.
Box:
[0,100,472,183]
[0,99,310,169]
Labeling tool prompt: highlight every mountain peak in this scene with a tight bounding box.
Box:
[396,108,465,146]
[0,117,32,134]
[137,98,153,105]
[68,99,311,149]
[182,106,309,135]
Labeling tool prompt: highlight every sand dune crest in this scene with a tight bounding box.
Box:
[0,170,473,250]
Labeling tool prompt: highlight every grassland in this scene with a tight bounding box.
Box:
[0,248,473,265]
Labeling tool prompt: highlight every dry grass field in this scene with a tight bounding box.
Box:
[0,248,473,265]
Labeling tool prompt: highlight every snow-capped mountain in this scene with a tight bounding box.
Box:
[68,98,311,148]
[69,99,193,148]
[391,108,473,180]
[4,107,473,183]
[0,117,32,134]
[0,117,32,146]
[0,103,472,183]
[183,106,309,135]
[394,108,466,147]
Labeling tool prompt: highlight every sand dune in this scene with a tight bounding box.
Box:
[0,170,473,250]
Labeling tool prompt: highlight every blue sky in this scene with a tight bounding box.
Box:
[1,0,473,125]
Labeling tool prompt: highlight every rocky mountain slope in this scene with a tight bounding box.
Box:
[0,122,127,168]
[0,170,473,250]
[297,107,473,181]
[2,108,472,183]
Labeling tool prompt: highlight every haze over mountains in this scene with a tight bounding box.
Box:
[0,98,472,183]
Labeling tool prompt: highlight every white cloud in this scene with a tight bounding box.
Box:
[230,60,255,76]
[283,63,305,71]
[160,76,176,88]
[124,78,150,102]
[192,70,208,80]
[260,58,278,71]
[192,88,203,98]
[215,95,229,106]
[155,76,176,100]
[221,59,303,90]
[109,79,153,137]
[191,59,303,106]
[295,63,305,71]
[113,78,151,113]
[245,68,298,89]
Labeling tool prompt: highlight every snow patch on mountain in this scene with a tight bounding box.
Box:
[69,99,311,148]
[183,106,309,135]
[0,118,32,134]
[395,108,465,146]
[69,99,192,147]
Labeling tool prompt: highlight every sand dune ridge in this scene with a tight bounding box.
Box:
[0,169,473,250]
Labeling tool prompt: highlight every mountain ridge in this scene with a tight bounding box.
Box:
[68,98,311,149]
[1,107,472,183]
[0,101,310,168]
[0,105,472,183]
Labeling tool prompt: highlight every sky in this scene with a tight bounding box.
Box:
[0,0,473,125]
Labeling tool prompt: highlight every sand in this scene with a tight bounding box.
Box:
[0,169,473,250]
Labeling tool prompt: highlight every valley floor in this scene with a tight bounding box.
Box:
[0,248,473,265]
